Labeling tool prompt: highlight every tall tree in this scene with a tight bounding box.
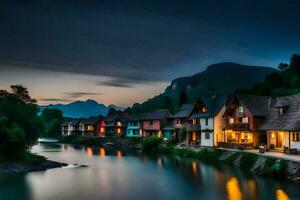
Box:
[41,109,64,137]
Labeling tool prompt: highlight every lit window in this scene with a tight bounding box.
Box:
[238,106,244,113]
[117,121,122,126]
[117,128,121,134]
[292,132,300,141]
[100,127,105,133]
[242,117,248,123]
[229,118,234,124]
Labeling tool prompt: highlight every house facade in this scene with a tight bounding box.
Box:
[188,95,228,147]
[61,119,81,136]
[140,109,169,137]
[79,116,105,137]
[126,114,143,137]
[221,95,270,149]
[105,113,130,137]
[259,95,300,152]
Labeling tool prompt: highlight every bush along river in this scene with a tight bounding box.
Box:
[0,142,299,200]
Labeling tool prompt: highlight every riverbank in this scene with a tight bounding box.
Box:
[158,145,300,182]
[0,153,67,173]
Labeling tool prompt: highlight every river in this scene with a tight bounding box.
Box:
[0,142,299,200]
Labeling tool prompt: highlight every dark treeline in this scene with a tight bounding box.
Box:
[0,85,63,161]
[238,54,300,96]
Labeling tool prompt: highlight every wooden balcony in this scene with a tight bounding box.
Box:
[187,124,201,131]
[227,123,249,131]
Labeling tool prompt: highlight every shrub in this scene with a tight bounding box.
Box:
[141,137,162,153]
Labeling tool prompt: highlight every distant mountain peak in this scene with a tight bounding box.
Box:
[39,99,122,118]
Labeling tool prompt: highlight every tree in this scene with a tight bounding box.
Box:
[290,54,300,73]
[40,109,64,137]
[107,107,118,117]
[278,63,289,71]
[0,85,42,159]
[178,90,188,108]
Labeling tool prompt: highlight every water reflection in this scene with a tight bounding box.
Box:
[116,150,122,158]
[226,178,242,200]
[99,148,106,157]
[276,189,289,200]
[86,147,93,157]
[191,161,198,176]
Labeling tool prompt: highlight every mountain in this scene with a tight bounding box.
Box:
[165,62,276,96]
[127,62,277,113]
[39,99,122,118]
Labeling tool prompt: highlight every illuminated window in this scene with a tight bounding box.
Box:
[100,127,105,133]
[242,117,248,123]
[117,121,122,126]
[238,106,244,113]
[202,107,208,112]
[87,125,93,131]
[192,132,197,141]
[229,118,234,124]
[117,128,121,134]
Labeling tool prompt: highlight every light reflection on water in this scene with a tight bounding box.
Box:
[0,143,297,200]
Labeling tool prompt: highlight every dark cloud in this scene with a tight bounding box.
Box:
[64,92,104,98]
[1,0,300,85]
[39,98,70,103]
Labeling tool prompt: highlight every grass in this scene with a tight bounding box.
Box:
[239,153,258,171]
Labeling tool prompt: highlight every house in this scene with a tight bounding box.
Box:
[259,95,300,152]
[79,116,105,137]
[105,113,130,137]
[188,95,228,147]
[221,95,271,149]
[61,118,81,136]
[171,104,195,141]
[140,109,170,137]
[126,113,143,137]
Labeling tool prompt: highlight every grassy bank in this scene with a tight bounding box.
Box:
[141,137,295,181]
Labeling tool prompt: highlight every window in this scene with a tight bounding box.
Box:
[149,121,153,126]
[278,107,284,115]
[202,107,208,112]
[117,128,121,134]
[238,106,244,113]
[229,118,234,124]
[176,119,180,125]
[292,132,300,141]
[205,118,208,126]
[87,125,93,131]
[242,117,248,123]
[205,132,210,139]
[117,121,122,126]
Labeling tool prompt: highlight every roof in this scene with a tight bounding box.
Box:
[139,109,169,120]
[236,95,272,116]
[105,113,131,123]
[69,119,81,126]
[61,121,70,126]
[127,113,145,121]
[191,95,228,119]
[259,94,300,131]
[171,104,194,118]
[224,94,272,117]
[81,117,100,125]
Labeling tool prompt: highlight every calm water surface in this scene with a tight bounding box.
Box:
[0,142,299,200]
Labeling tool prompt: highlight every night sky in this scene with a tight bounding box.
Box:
[1,0,300,106]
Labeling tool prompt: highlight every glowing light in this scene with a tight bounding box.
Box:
[117,128,121,134]
[192,161,197,175]
[157,157,162,167]
[99,148,105,157]
[276,189,289,200]
[158,131,162,138]
[139,129,143,136]
[100,127,105,133]
[86,147,93,157]
[117,121,122,126]
[192,132,197,141]
[271,132,275,138]
[226,178,242,200]
[117,150,122,158]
